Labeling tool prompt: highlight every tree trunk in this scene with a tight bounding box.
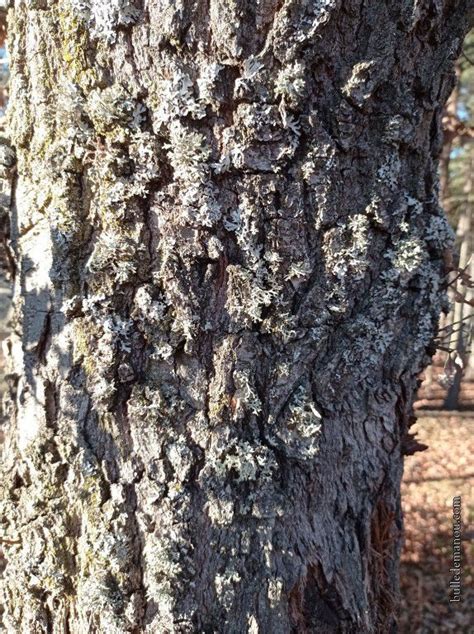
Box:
[439,62,460,209]
[0,2,471,632]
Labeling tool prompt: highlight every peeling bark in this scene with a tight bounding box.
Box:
[0,1,471,632]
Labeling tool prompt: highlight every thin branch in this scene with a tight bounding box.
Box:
[462,50,474,66]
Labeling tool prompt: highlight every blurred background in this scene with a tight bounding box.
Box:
[0,7,471,632]
[400,30,474,633]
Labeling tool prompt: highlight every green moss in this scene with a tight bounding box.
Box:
[73,320,96,374]
[56,7,97,89]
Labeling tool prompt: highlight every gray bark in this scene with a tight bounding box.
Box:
[0,1,471,632]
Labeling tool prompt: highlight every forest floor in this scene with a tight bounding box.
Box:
[399,414,473,633]
[0,278,471,631]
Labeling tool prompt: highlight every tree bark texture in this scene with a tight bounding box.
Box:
[0,1,471,632]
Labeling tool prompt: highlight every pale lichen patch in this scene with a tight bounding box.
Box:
[268,383,322,459]
[342,61,378,106]
[70,0,140,43]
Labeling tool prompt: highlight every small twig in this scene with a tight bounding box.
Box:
[435,345,455,353]
[462,50,474,66]
[438,316,472,331]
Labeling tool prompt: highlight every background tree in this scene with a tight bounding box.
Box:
[0,2,471,632]
[420,31,474,410]
[442,32,474,408]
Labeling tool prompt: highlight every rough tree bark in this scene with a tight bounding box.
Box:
[0,1,471,632]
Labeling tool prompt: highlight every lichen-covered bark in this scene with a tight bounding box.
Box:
[0,1,471,632]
